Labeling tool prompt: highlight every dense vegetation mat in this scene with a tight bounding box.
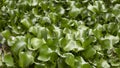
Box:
[0,0,120,68]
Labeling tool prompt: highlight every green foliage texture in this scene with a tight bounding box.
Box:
[0,0,120,68]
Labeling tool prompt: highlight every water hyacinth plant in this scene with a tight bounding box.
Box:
[0,0,120,68]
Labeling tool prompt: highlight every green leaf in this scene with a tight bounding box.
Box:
[34,62,46,68]
[82,47,96,58]
[75,56,91,68]
[59,37,68,48]
[0,54,2,66]
[69,6,80,18]
[30,38,45,50]
[64,53,75,67]
[41,17,51,24]
[87,4,98,13]
[101,60,110,68]
[19,51,34,68]
[1,0,120,67]
[97,59,110,68]
[40,28,48,40]
[2,30,11,39]
[28,0,38,6]
[29,26,38,36]
[0,59,2,66]
[49,12,57,23]
[21,18,32,28]
[53,25,61,38]
[100,34,119,50]
[93,24,103,39]
[100,39,111,50]
[81,63,92,68]
[83,36,95,48]
[61,18,69,28]
[12,40,26,54]
[50,52,58,62]
[57,6,65,15]
[7,36,16,46]
[32,8,38,16]
[46,38,58,51]
[115,48,120,57]
[3,53,14,67]
[64,40,84,52]
[37,45,52,61]
[40,1,48,10]
[105,34,119,45]
[57,58,70,68]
